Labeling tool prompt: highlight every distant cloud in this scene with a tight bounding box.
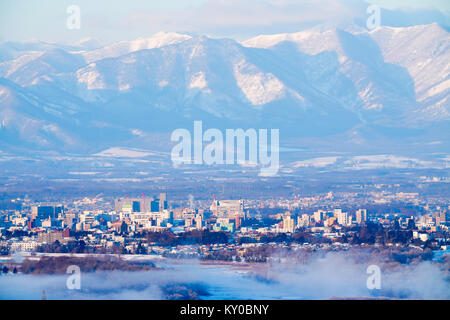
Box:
[0,0,448,43]
[119,0,365,38]
[117,0,449,40]
[371,0,450,14]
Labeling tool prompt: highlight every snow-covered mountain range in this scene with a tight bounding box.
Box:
[0,23,448,153]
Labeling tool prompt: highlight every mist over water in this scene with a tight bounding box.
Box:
[0,251,448,300]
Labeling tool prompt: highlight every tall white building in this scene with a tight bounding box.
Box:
[336,210,348,226]
[211,199,245,218]
[297,214,310,227]
[283,215,295,233]
[356,209,367,224]
[195,215,203,229]
[314,210,325,223]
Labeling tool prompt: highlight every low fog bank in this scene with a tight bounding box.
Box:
[0,249,448,300]
[261,250,449,299]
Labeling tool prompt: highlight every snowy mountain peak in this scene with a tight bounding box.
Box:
[74,37,103,50]
[129,32,192,51]
[80,32,192,63]
[0,24,448,153]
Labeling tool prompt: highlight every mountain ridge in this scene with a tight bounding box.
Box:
[0,24,448,154]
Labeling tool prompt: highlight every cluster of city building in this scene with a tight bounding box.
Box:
[0,192,448,255]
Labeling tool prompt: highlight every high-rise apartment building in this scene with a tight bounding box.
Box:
[211,199,245,218]
[314,210,325,223]
[283,215,295,233]
[356,209,367,224]
[115,193,168,213]
[31,205,64,220]
[336,210,349,226]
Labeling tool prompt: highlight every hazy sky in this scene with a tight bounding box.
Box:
[0,0,449,43]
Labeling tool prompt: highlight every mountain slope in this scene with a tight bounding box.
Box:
[243,23,450,125]
[0,25,448,153]
[0,78,79,149]
[369,23,450,123]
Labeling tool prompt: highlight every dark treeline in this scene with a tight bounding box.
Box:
[19,256,156,274]
[144,229,229,246]
[36,240,128,255]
